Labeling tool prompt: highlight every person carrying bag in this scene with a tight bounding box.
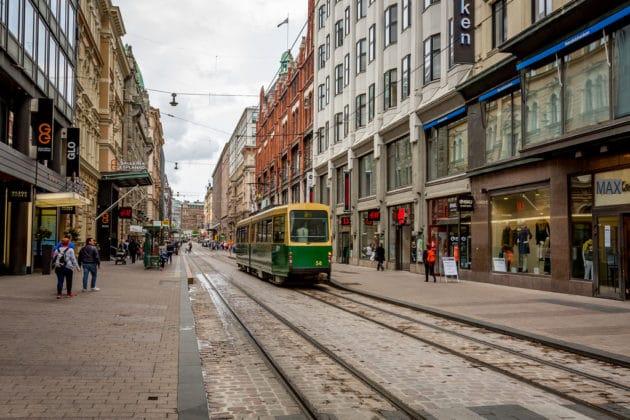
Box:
[52,237,80,299]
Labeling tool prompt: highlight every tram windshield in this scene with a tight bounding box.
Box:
[290,210,329,243]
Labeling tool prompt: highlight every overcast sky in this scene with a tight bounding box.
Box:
[117,0,308,203]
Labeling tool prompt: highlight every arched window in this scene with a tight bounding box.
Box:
[550,95,559,124]
[584,79,593,113]
[594,74,606,110]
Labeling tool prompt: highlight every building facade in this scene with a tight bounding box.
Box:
[256,0,314,210]
[0,0,83,274]
[180,200,204,232]
[146,107,164,222]
[211,143,230,240]
[227,106,258,232]
[203,184,213,229]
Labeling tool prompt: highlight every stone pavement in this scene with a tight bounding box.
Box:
[0,256,184,418]
[329,264,630,362]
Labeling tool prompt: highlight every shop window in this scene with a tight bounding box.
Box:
[336,165,347,204]
[429,196,473,271]
[319,174,330,205]
[359,153,375,198]
[569,175,593,280]
[387,136,412,190]
[359,210,379,260]
[524,62,561,146]
[447,120,468,176]
[564,40,610,132]
[614,24,630,117]
[428,117,468,181]
[490,188,551,275]
[485,91,521,164]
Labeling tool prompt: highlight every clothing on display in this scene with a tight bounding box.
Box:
[582,238,594,280]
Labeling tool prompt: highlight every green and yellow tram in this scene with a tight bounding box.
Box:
[234,203,332,285]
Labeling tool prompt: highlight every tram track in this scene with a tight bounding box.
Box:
[187,253,422,419]
[294,286,630,419]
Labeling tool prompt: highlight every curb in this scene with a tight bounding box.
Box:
[328,278,630,368]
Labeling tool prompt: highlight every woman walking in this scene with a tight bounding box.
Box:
[52,237,79,299]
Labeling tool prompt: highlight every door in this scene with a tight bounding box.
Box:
[624,215,630,300]
[339,232,350,264]
[395,226,403,270]
[595,215,622,299]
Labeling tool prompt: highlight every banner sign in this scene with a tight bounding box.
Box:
[8,184,32,202]
[453,0,475,64]
[66,128,80,177]
[118,207,133,219]
[34,98,54,161]
[60,206,75,215]
[101,212,111,228]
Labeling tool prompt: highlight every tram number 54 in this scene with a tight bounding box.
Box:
[314,260,323,267]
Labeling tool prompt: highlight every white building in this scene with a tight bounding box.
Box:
[313,0,471,271]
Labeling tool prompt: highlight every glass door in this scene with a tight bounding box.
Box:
[595,215,622,298]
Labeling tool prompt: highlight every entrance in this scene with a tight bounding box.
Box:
[338,232,351,264]
[594,214,629,299]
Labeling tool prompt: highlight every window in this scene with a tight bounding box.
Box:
[319,174,330,205]
[49,39,58,88]
[485,90,521,164]
[335,64,343,94]
[423,34,440,84]
[325,76,330,105]
[8,0,20,37]
[492,0,507,48]
[356,38,367,73]
[401,55,411,101]
[37,17,47,72]
[359,153,375,198]
[532,0,552,23]
[359,211,379,260]
[524,62,561,145]
[356,0,366,20]
[59,0,67,36]
[402,0,411,30]
[491,188,551,275]
[318,44,326,69]
[428,117,468,180]
[273,216,286,243]
[68,4,76,47]
[387,136,412,190]
[355,94,366,128]
[325,121,329,150]
[344,53,350,86]
[318,4,326,29]
[448,18,454,68]
[447,119,468,175]
[317,83,325,110]
[317,127,326,153]
[290,210,329,243]
[384,5,398,47]
[424,0,439,9]
[344,6,350,35]
[384,68,398,110]
[569,175,593,280]
[368,24,376,62]
[334,112,343,142]
[343,105,350,137]
[368,83,375,121]
[24,0,35,57]
[336,165,347,203]
[616,24,630,117]
[326,34,330,60]
[335,19,344,48]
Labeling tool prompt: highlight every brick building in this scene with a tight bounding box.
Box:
[180,201,204,232]
[255,0,314,209]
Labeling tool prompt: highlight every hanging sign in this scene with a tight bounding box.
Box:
[66,128,80,177]
[8,184,32,202]
[118,207,133,219]
[340,216,351,226]
[453,0,475,64]
[33,98,54,161]
[101,212,110,228]
[367,209,381,222]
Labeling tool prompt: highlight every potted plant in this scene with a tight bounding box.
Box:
[35,227,53,274]
[64,227,80,243]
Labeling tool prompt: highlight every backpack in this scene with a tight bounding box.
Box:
[427,249,436,264]
[54,248,69,268]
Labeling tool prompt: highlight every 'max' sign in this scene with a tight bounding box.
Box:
[596,179,630,195]
[453,0,474,64]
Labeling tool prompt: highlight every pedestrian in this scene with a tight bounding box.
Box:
[187,241,193,254]
[52,237,79,299]
[78,237,101,292]
[54,235,75,252]
[425,244,437,283]
[166,242,174,263]
[374,242,385,271]
[128,238,139,264]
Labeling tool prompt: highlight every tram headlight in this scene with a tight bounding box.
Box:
[288,251,293,267]
[327,251,332,263]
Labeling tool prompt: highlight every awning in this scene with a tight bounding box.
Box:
[101,170,153,187]
[478,78,521,103]
[35,192,90,208]
[423,106,467,132]
[517,5,630,71]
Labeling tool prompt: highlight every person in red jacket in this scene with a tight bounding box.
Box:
[424,244,437,283]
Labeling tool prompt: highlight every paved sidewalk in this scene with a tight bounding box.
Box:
[330,264,630,363]
[0,257,183,418]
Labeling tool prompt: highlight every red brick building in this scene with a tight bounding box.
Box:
[255,0,314,208]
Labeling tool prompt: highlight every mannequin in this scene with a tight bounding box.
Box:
[582,238,593,280]
[536,221,550,260]
[517,224,532,272]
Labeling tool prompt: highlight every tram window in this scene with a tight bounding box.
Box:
[257,222,263,242]
[265,219,273,242]
[274,216,286,243]
[290,210,329,243]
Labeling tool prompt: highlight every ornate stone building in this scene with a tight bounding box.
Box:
[147,107,164,222]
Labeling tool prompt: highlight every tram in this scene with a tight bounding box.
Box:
[234,203,332,285]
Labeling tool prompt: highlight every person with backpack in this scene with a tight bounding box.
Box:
[52,237,79,299]
[78,237,101,292]
[424,244,437,283]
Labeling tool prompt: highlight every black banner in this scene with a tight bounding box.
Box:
[33,98,54,161]
[60,206,76,215]
[66,127,80,177]
[453,0,475,64]
[8,184,32,202]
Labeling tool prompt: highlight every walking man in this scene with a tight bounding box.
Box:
[78,237,101,292]
[128,238,139,264]
[374,242,385,271]
[52,237,79,299]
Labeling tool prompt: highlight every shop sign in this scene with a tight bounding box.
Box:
[344,172,351,212]
[66,128,80,177]
[442,257,459,279]
[364,219,374,226]
[110,159,147,172]
[367,210,381,222]
[130,225,144,233]
[453,0,475,64]
[8,184,32,202]
[595,168,630,207]
[340,216,351,226]
[101,212,110,228]
[492,257,507,272]
[458,195,474,211]
[118,207,133,219]
[153,220,162,227]
[33,98,54,161]
[162,219,170,226]
[60,206,75,215]
[396,208,406,225]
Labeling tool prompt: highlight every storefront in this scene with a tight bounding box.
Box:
[337,215,352,264]
[388,203,414,271]
[358,209,380,264]
[428,194,473,274]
